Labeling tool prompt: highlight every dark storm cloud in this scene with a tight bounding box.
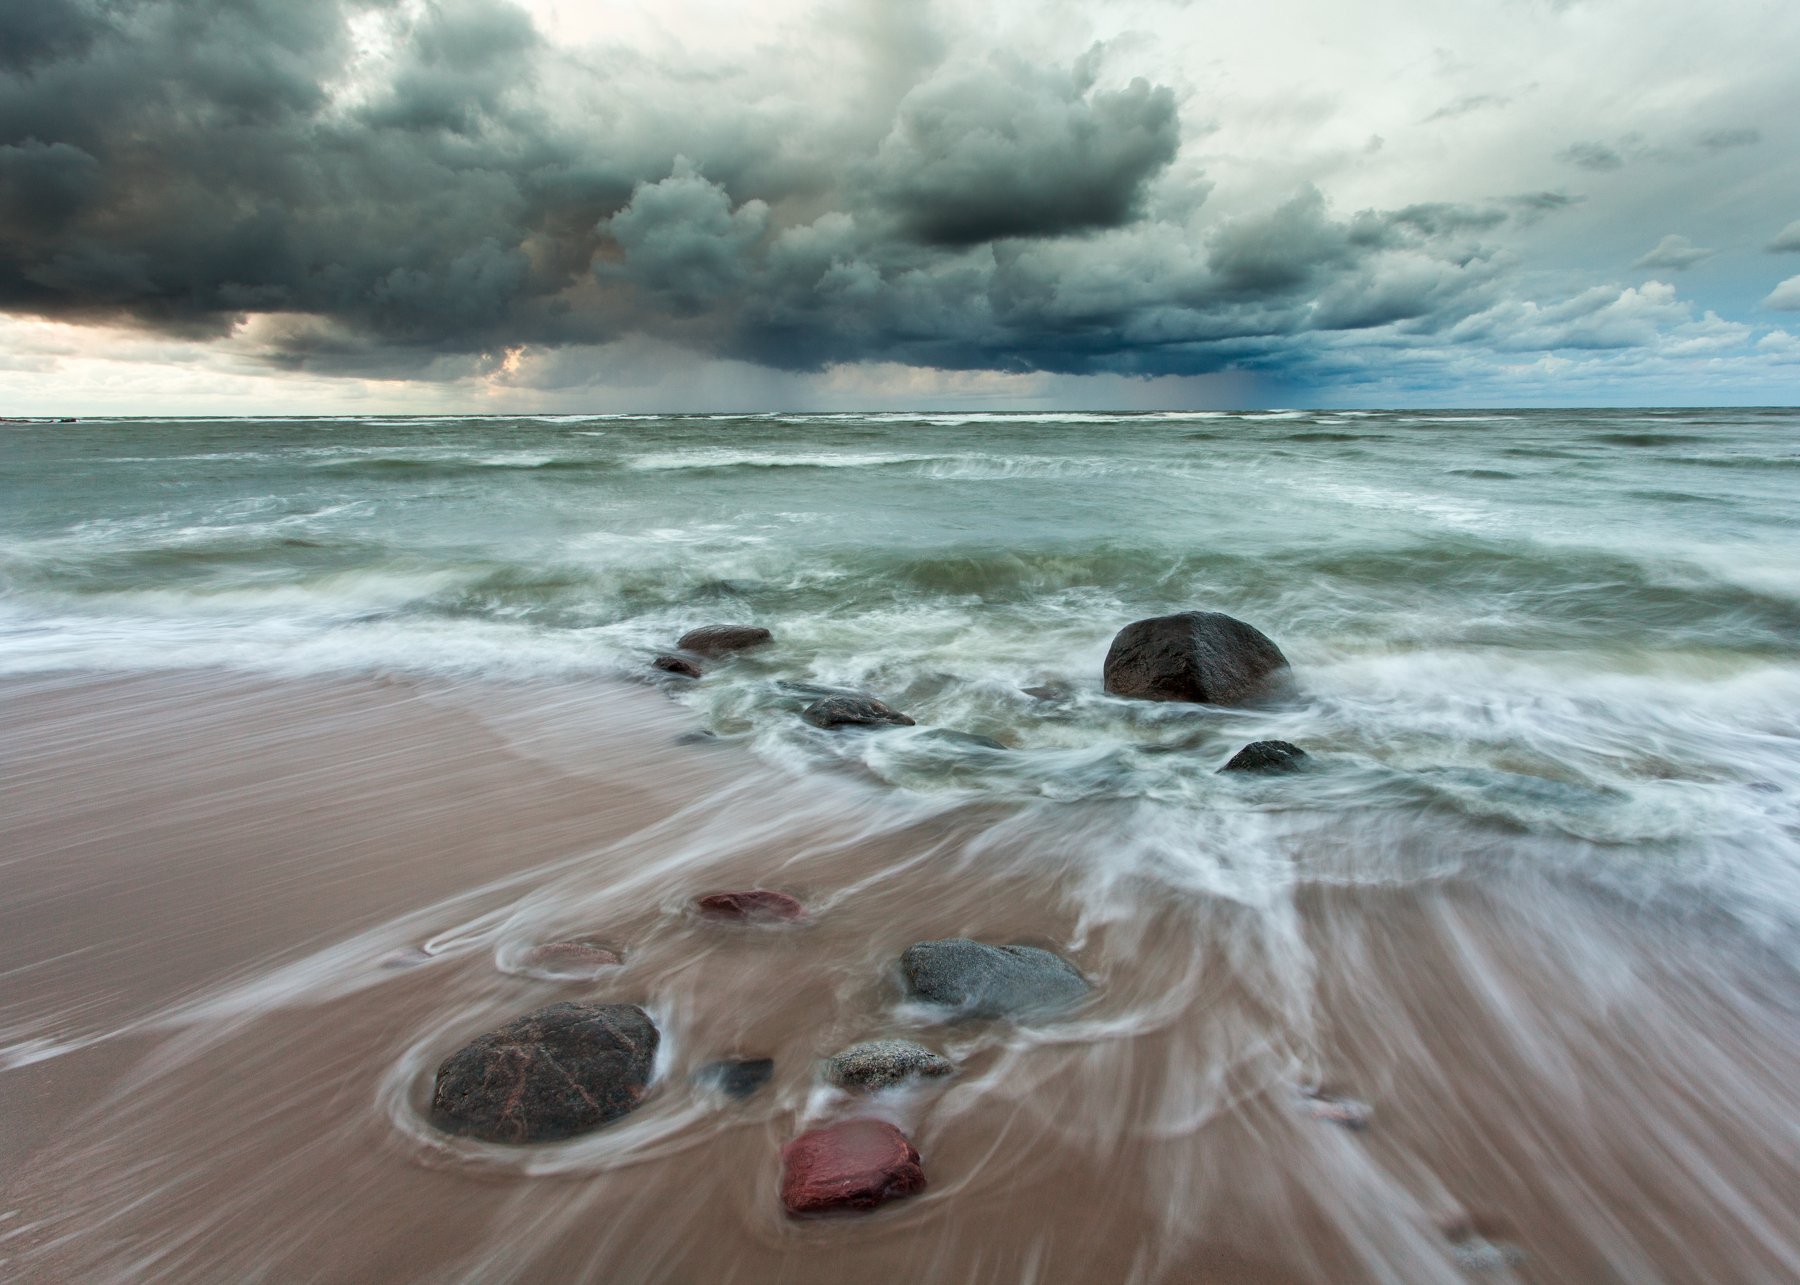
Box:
[0,0,1557,384]
[867,54,1180,245]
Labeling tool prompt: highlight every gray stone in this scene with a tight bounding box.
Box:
[825,1039,955,1091]
[900,939,1089,1019]
[1103,611,1289,706]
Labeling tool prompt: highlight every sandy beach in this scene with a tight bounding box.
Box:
[5,670,1798,1282]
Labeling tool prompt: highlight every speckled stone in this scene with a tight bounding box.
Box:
[431,1002,657,1143]
[825,1039,954,1091]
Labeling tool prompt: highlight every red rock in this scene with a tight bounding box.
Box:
[522,939,623,976]
[780,1120,926,1215]
[695,889,805,922]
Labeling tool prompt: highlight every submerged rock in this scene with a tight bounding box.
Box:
[1221,740,1309,774]
[916,728,1006,751]
[825,1039,955,1091]
[801,695,916,729]
[1439,1216,1527,1272]
[1295,1087,1371,1130]
[676,625,771,657]
[518,938,623,978]
[431,1002,658,1143]
[900,939,1089,1019]
[780,1119,926,1215]
[695,889,806,922]
[1102,611,1289,706]
[1020,682,1073,702]
[694,1057,774,1099]
[652,654,702,679]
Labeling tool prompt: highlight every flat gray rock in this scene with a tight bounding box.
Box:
[825,1039,954,1091]
[900,939,1089,1019]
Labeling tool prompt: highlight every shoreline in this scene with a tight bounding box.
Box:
[4,670,1799,1282]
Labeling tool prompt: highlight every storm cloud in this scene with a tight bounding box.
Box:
[3,0,1799,406]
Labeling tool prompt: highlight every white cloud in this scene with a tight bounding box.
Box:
[1763,274,1800,310]
[1632,234,1714,270]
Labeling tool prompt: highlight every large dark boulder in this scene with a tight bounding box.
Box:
[431,1002,658,1143]
[781,1120,926,1215]
[1102,611,1289,706]
[1220,740,1308,774]
[676,625,771,657]
[802,695,916,729]
[825,1039,955,1091]
[900,939,1089,1019]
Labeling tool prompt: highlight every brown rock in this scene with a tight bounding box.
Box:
[430,1002,658,1143]
[652,654,702,679]
[676,625,771,657]
[780,1119,927,1215]
[695,889,806,922]
[801,694,915,729]
[1102,611,1289,706]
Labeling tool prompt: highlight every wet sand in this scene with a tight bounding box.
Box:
[4,672,1799,1282]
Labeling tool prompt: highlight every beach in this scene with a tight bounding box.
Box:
[4,666,1799,1282]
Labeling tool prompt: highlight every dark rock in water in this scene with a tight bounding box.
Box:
[781,1119,926,1215]
[1021,683,1072,702]
[900,939,1089,1019]
[802,695,916,729]
[431,1002,658,1143]
[652,654,702,679]
[1221,740,1308,774]
[674,729,719,745]
[825,1039,955,1091]
[1103,611,1289,706]
[519,938,623,977]
[676,625,771,657]
[1295,1087,1371,1130]
[695,889,806,922]
[694,1057,774,1099]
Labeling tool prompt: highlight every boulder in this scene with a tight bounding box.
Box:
[676,625,771,657]
[519,938,623,978]
[900,939,1089,1019]
[801,695,916,729]
[1102,611,1289,706]
[780,1120,927,1216]
[825,1039,955,1091]
[652,654,702,679]
[694,1057,774,1099]
[1220,740,1308,774]
[695,889,806,922]
[1295,1087,1371,1130]
[431,1002,658,1143]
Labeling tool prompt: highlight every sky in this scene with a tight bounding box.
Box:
[1,0,1798,414]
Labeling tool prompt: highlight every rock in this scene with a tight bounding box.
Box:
[900,939,1089,1019]
[1220,740,1308,774]
[430,1002,658,1143]
[1295,1087,1370,1130]
[694,1057,774,1099]
[825,1039,955,1091]
[1021,683,1072,702]
[801,695,916,729]
[917,728,1006,751]
[676,625,771,657]
[695,889,806,922]
[1102,611,1289,706]
[519,938,623,978]
[1439,1216,1526,1271]
[652,654,702,679]
[780,1119,927,1216]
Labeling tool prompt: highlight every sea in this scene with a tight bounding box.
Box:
[3,407,1800,1281]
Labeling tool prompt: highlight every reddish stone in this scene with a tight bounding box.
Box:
[695,889,805,922]
[780,1120,926,1215]
[523,939,623,976]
